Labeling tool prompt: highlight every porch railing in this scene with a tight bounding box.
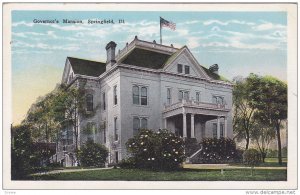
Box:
[164,99,226,111]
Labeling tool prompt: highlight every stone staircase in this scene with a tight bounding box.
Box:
[184,138,203,163]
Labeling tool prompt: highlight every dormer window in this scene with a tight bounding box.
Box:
[185,65,190,74]
[177,64,183,73]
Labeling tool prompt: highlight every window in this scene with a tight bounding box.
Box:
[185,65,190,74]
[220,123,224,138]
[113,85,117,105]
[212,123,217,138]
[86,94,93,112]
[101,121,106,143]
[133,117,148,136]
[212,96,224,104]
[141,87,147,105]
[133,117,140,135]
[86,122,96,142]
[196,92,200,102]
[102,93,106,110]
[141,118,148,129]
[167,88,172,105]
[179,90,189,101]
[115,151,119,163]
[132,85,148,106]
[133,85,140,105]
[177,64,183,73]
[114,117,118,141]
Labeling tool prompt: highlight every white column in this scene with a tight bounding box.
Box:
[164,117,167,129]
[191,114,195,138]
[183,113,187,138]
[217,116,220,138]
[224,117,228,138]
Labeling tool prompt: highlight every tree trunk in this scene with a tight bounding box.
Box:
[276,122,282,165]
[245,131,250,150]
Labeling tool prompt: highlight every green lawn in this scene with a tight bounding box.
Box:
[28,168,287,181]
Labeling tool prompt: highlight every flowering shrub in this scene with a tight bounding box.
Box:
[77,140,108,167]
[125,129,185,170]
[199,138,238,163]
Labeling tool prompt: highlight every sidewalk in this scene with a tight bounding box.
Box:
[183,163,287,170]
[31,167,113,176]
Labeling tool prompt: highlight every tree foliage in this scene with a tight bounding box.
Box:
[125,129,185,170]
[247,74,287,165]
[77,140,108,167]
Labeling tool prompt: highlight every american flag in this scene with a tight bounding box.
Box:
[160,17,176,31]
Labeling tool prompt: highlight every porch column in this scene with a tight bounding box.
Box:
[183,113,187,138]
[224,116,228,137]
[163,117,167,129]
[191,114,195,138]
[217,116,220,138]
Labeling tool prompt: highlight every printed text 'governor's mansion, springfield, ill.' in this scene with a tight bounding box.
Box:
[58,36,233,166]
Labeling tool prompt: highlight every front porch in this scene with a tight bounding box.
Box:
[163,100,231,141]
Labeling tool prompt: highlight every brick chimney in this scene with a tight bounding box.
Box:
[209,64,219,75]
[105,41,117,69]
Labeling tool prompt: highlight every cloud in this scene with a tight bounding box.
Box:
[211,26,221,32]
[252,21,286,31]
[187,37,201,49]
[203,19,255,26]
[12,40,80,51]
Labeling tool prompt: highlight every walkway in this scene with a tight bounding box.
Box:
[31,167,113,176]
[183,164,287,170]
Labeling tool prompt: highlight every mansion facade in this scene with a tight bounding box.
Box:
[57,36,233,166]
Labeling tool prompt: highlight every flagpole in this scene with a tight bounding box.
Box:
[160,17,162,44]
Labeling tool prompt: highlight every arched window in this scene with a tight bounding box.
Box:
[86,94,93,112]
[141,87,147,105]
[132,85,140,105]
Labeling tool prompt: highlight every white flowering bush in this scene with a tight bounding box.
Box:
[125,129,185,170]
[199,138,238,163]
[77,140,108,167]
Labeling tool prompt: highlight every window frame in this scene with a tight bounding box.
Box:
[177,64,183,73]
[184,65,190,74]
[86,94,93,112]
[196,91,200,102]
[167,88,172,105]
[102,92,106,111]
[113,85,118,105]
[212,123,217,138]
[114,117,118,141]
[212,95,224,104]
[132,85,148,106]
[132,117,148,136]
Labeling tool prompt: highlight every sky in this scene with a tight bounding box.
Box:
[11,11,287,124]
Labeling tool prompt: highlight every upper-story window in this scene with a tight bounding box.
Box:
[167,88,172,105]
[179,90,189,101]
[196,92,200,102]
[177,64,183,73]
[212,96,224,104]
[113,85,117,105]
[102,92,106,110]
[86,94,93,112]
[185,65,190,74]
[132,85,148,106]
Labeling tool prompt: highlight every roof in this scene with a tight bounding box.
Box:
[201,65,229,82]
[68,57,106,77]
[120,48,171,69]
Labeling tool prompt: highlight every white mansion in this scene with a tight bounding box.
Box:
[58,36,233,166]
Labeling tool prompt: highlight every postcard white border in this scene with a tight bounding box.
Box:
[2,2,298,190]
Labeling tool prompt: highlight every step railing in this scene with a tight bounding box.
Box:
[186,145,203,163]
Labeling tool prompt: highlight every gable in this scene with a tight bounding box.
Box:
[163,47,210,79]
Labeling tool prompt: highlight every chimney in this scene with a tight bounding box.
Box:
[209,64,219,74]
[105,41,117,69]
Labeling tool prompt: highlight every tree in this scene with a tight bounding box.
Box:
[247,74,287,165]
[250,118,276,162]
[11,125,33,179]
[232,77,256,149]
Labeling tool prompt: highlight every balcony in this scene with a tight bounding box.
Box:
[163,99,230,118]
